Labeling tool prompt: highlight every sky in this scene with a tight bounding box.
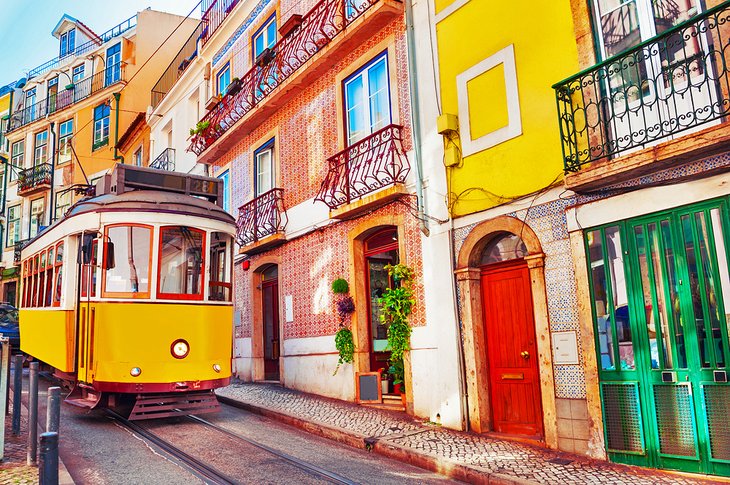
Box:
[0,0,201,87]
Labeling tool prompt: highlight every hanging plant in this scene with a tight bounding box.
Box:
[331,278,349,294]
[336,295,355,321]
[332,278,355,375]
[378,263,415,390]
[333,325,355,376]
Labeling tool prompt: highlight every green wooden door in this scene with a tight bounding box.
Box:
[586,197,730,476]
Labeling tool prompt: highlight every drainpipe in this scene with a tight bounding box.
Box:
[405,0,429,237]
[112,92,124,164]
[48,121,56,225]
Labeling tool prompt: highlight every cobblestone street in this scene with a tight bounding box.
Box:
[1,401,37,485]
[217,381,727,485]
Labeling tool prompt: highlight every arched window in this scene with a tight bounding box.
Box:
[480,232,528,265]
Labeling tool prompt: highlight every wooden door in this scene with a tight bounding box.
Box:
[262,279,280,381]
[481,260,543,437]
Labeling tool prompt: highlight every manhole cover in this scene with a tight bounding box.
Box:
[548,458,574,465]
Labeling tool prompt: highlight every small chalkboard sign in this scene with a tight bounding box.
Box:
[355,372,382,404]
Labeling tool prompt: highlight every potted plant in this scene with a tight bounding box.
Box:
[189,120,211,137]
[65,83,75,91]
[226,77,242,96]
[332,278,355,375]
[388,359,406,405]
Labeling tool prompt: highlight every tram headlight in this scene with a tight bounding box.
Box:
[213,364,221,373]
[130,367,142,377]
[171,339,190,359]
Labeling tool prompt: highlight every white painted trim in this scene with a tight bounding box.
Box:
[456,44,522,157]
[434,0,470,23]
[566,171,730,232]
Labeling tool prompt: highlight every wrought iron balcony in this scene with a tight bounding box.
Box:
[200,0,240,47]
[8,64,125,133]
[553,3,730,172]
[189,0,385,157]
[150,148,176,171]
[151,23,203,109]
[236,189,287,249]
[18,163,53,195]
[315,124,409,210]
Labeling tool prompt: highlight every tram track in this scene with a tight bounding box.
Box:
[107,407,358,485]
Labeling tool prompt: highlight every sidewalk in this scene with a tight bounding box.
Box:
[217,381,726,485]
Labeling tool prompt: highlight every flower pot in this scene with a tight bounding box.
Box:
[65,84,75,91]
[226,78,242,97]
[393,383,402,394]
[380,378,388,396]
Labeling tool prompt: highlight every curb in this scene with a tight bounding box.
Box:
[216,395,538,485]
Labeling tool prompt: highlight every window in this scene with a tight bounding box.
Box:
[54,242,64,305]
[93,103,110,150]
[60,28,76,58]
[103,225,152,297]
[34,131,48,166]
[6,205,20,247]
[134,146,143,166]
[254,139,275,196]
[10,141,23,182]
[105,43,121,86]
[218,170,231,213]
[72,65,85,83]
[343,52,391,145]
[209,232,232,302]
[0,117,7,152]
[58,119,73,164]
[81,238,97,299]
[55,191,72,221]
[47,77,59,112]
[29,197,45,239]
[217,62,231,96]
[26,88,37,123]
[157,226,205,299]
[253,15,276,61]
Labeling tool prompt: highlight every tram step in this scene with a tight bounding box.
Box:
[64,384,102,409]
[129,390,221,420]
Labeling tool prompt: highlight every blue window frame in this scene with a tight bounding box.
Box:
[252,14,277,61]
[217,62,231,96]
[93,104,110,149]
[60,29,76,58]
[253,138,275,197]
[218,170,231,213]
[343,51,391,146]
[105,43,122,86]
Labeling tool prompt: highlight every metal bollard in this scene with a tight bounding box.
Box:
[27,361,39,465]
[46,386,61,434]
[12,353,22,435]
[0,337,9,461]
[39,432,59,485]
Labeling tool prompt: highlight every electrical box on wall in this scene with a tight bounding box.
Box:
[444,143,460,167]
[437,113,459,134]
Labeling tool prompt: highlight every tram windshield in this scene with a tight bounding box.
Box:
[158,226,205,298]
[103,225,152,297]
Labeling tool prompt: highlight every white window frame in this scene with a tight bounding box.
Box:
[254,140,275,197]
[58,119,73,164]
[343,52,392,146]
[253,15,277,61]
[34,131,48,166]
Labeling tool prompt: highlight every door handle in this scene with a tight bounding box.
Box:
[520,350,530,359]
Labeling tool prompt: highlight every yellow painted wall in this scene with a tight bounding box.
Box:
[0,91,10,115]
[436,0,580,217]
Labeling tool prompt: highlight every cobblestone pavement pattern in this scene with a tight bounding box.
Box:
[1,405,38,485]
[217,381,724,485]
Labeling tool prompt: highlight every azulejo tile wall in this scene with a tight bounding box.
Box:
[452,150,730,400]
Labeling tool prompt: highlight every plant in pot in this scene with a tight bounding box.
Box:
[190,120,210,137]
[332,278,355,375]
[226,77,242,96]
[378,263,415,406]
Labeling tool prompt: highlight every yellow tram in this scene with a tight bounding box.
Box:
[19,165,236,419]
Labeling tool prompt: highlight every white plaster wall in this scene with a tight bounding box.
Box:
[233,336,252,380]
[282,336,355,401]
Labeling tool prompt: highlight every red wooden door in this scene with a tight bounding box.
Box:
[262,279,280,381]
[481,260,543,437]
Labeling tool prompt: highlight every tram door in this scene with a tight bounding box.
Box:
[77,238,98,385]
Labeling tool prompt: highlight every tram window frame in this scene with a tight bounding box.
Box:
[45,246,54,307]
[81,239,97,299]
[38,250,47,308]
[208,232,232,302]
[32,254,40,307]
[102,224,153,299]
[53,241,64,306]
[157,226,206,301]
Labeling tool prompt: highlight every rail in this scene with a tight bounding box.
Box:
[189,0,380,155]
[150,148,176,171]
[18,163,53,194]
[27,14,136,79]
[8,64,125,133]
[151,23,203,109]
[315,124,409,209]
[236,188,285,246]
[13,239,30,264]
[553,2,730,171]
[200,0,240,47]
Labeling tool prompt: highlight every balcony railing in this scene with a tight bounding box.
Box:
[27,14,137,79]
[13,239,30,264]
[200,0,240,47]
[150,148,176,171]
[8,64,125,133]
[315,124,409,209]
[236,188,286,247]
[18,163,53,195]
[553,2,730,172]
[189,0,380,156]
[151,22,203,109]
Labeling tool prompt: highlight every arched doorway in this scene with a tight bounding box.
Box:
[479,232,544,437]
[260,264,280,381]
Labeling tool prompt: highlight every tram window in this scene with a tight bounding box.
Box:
[53,242,64,306]
[158,226,205,299]
[103,225,152,297]
[209,232,232,302]
[81,240,98,299]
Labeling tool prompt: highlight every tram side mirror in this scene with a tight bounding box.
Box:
[103,242,115,270]
[81,234,95,264]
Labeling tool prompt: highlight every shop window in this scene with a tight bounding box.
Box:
[157,226,205,299]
